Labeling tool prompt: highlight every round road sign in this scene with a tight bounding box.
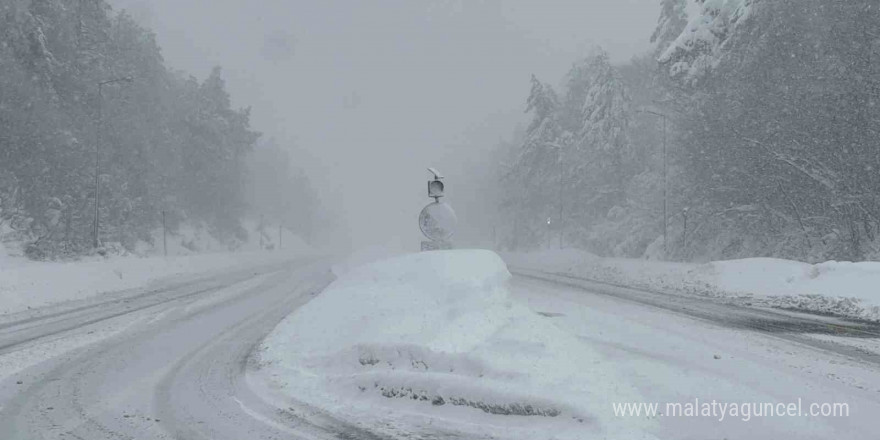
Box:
[419,201,457,241]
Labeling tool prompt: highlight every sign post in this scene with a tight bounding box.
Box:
[420,168,456,251]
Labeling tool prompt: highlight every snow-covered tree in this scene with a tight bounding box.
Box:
[499,76,563,249]
[247,138,320,242]
[659,0,756,82]
[674,0,880,261]
[576,49,633,214]
[491,0,880,262]
[524,75,561,143]
[0,0,285,258]
[650,0,688,56]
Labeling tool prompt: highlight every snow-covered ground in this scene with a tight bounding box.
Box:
[255,249,880,439]
[0,251,312,316]
[132,220,309,257]
[504,250,880,322]
[0,224,314,316]
[254,250,653,439]
[507,276,879,440]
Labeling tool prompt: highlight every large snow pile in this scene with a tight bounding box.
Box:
[256,250,652,439]
[505,250,880,321]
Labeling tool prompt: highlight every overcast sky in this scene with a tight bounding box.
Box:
[110,0,659,251]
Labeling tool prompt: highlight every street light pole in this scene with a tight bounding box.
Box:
[500,144,565,249]
[637,109,669,256]
[93,83,102,249]
[539,141,567,250]
[93,76,134,249]
[556,146,564,249]
[662,114,668,257]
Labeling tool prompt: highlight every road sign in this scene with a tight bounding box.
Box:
[419,201,457,241]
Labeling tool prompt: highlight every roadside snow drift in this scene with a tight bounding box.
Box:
[256,250,651,439]
[506,250,880,321]
[0,250,306,316]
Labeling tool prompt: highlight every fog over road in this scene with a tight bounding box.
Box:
[1,259,878,439]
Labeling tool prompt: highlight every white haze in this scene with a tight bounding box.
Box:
[110,0,658,251]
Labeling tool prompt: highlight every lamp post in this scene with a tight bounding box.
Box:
[544,141,566,250]
[93,76,134,249]
[502,141,567,250]
[637,108,668,257]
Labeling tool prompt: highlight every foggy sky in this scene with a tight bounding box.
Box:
[110,0,659,251]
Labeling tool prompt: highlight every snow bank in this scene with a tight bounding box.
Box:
[0,250,308,316]
[0,216,315,315]
[135,220,311,256]
[704,259,880,318]
[257,250,651,439]
[505,250,880,321]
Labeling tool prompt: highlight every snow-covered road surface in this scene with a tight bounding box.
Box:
[510,271,880,439]
[254,251,880,439]
[1,253,878,440]
[513,268,880,361]
[0,258,402,440]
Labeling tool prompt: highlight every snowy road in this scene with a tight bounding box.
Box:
[1,256,879,439]
[0,258,396,440]
[510,270,880,439]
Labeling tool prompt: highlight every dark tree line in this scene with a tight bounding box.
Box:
[0,0,306,259]
[668,0,880,261]
[496,0,880,262]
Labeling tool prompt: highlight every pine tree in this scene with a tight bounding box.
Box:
[674,0,880,261]
[576,49,632,213]
[650,0,688,56]
[0,0,276,258]
[659,0,756,82]
[501,75,562,248]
